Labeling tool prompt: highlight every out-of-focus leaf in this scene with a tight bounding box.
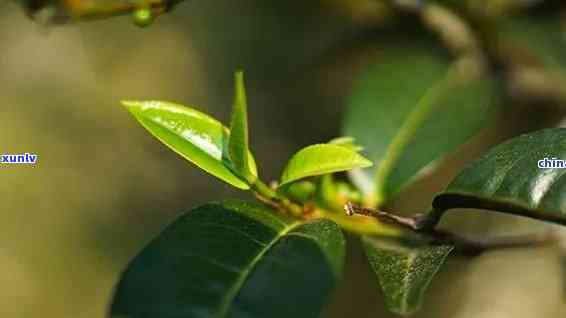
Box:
[279,144,373,186]
[123,100,257,190]
[497,15,566,73]
[559,231,566,299]
[316,174,340,211]
[18,0,184,25]
[228,71,256,183]
[335,181,362,204]
[437,0,543,16]
[363,236,453,315]
[131,7,155,27]
[343,48,495,205]
[494,15,566,100]
[432,128,566,226]
[110,201,345,318]
[279,180,316,203]
[320,0,393,24]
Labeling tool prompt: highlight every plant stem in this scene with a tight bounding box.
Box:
[344,202,558,253]
[250,179,278,200]
[388,0,483,59]
[251,179,304,217]
[344,203,430,230]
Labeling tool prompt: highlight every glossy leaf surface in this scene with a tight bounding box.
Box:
[110,201,345,318]
[343,49,495,205]
[432,128,566,226]
[363,237,453,315]
[279,144,373,186]
[124,100,256,190]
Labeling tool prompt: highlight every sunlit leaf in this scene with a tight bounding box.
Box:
[123,100,257,190]
[328,136,364,152]
[278,180,316,203]
[431,128,566,227]
[279,144,373,186]
[110,201,345,318]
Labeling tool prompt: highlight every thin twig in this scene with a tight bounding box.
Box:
[254,192,286,213]
[344,202,425,230]
[344,202,559,254]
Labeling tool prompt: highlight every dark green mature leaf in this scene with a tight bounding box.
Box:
[279,144,373,186]
[110,201,345,318]
[432,128,566,226]
[123,100,257,190]
[343,48,495,206]
[228,71,256,183]
[363,237,453,315]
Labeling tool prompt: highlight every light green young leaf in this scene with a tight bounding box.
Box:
[363,236,453,315]
[279,144,373,186]
[123,100,256,190]
[278,180,317,203]
[228,71,256,183]
[328,136,364,152]
[110,200,345,318]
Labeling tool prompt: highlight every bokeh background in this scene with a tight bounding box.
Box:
[2,0,566,317]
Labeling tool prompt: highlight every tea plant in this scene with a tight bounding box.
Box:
[16,0,566,317]
[107,71,566,317]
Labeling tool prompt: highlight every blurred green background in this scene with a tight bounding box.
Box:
[2,0,566,317]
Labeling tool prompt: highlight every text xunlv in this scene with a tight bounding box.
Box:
[0,153,38,164]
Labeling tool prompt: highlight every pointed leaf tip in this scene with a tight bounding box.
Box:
[228,71,257,183]
[121,100,141,111]
[363,237,453,315]
[122,100,253,190]
[234,71,247,111]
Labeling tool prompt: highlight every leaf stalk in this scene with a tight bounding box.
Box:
[251,180,304,218]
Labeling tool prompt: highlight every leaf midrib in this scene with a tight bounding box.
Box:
[214,220,302,317]
[373,74,450,206]
[400,252,416,313]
